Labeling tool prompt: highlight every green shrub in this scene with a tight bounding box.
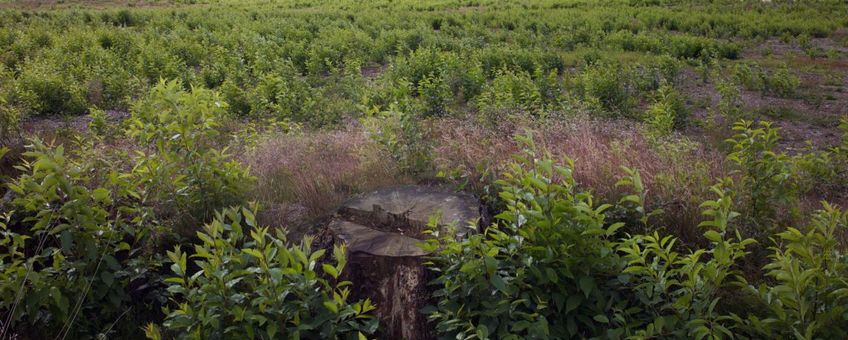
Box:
[135,42,185,85]
[792,116,848,200]
[0,93,21,144]
[126,80,253,232]
[726,120,798,229]
[418,72,452,117]
[423,134,624,339]
[249,71,313,121]
[762,65,800,98]
[579,62,635,117]
[644,81,688,137]
[361,103,431,175]
[644,99,676,138]
[733,63,800,98]
[739,203,848,339]
[1,139,153,338]
[387,48,461,115]
[306,28,374,75]
[388,47,449,92]
[17,64,88,116]
[156,206,377,339]
[614,178,755,338]
[475,68,542,116]
[732,62,763,91]
[716,79,743,122]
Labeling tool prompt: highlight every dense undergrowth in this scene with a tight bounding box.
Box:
[0,0,847,339]
[0,0,845,128]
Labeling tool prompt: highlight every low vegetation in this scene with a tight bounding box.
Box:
[0,0,847,339]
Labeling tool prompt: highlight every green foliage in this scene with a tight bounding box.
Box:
[361,104,432,175]
[732,63,761,91]
[614,166,662,231]
[17,63,88,116]
[763,65,801,98]
[615,179,755,339]
[644,100,676,138]
[126,80,253,231]
[841,117,848,150]
[579,62,635,117]
[740,203,848,339]
[418,72,452,117]
[644,81,688,138]
[159,205,377,339]
[733,63,800,98]
[0,92,21,144]
[424,133,624,339]
[423,133,844,339]
[790,124,848,197]
[476,68,543,116]
[248,65,315,121]
[0,3,846,339]
[1,139,153,338]
[726,120,798,228]
[0,0,834,128]
[715,79,743,122]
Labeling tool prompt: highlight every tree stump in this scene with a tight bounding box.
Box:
[329,185,480,340]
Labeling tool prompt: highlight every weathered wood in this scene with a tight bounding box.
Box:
[329,185,480,340]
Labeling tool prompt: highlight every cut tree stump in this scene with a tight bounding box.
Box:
[329,185,480,340]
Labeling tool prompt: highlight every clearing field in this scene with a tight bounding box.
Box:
[0,0,847,339]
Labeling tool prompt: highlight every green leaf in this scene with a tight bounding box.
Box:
[460,260,478,274]
[243,248,263,259]
[477,324,489,339]
[323,300,338,314]
[565,295,582,314]
[579,276,595,298]
[703,230,722,242]
[267,322,278,339]
[322,263,339,279]
[491,275,507,293]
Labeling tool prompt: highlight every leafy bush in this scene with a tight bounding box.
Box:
[615,178,755,338]
[1,139,154,338]
[423,132,845,339]
[423,134,624,339]
[732,62,762,92]
[386,48,460,116]
[248,70,314,121]
[0,93,21,145]
[126,80,253,232]
[644,99,676,138]
[418,72,452,117]
[17,64,88,116]
[739,203,848,339]
[762,65,801,98]
[715,79,743,122]
[155,206,377,339]
[733,63,800,98]
[475,68,542,117]
[579,62,635,117]
[644,81,688,138]
[726,120,798,230]
[361,104,431,175]
[135,42,185,85]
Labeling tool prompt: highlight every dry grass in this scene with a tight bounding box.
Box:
[431,114,728,244]
[243,125,412,237]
